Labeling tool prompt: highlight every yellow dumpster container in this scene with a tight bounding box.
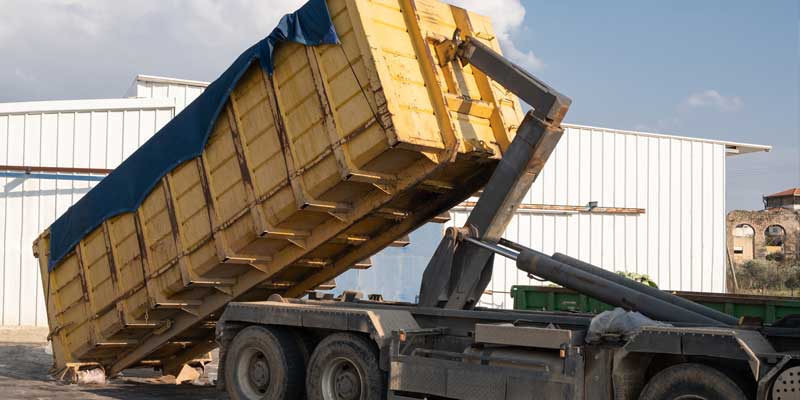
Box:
[34,0,523,375]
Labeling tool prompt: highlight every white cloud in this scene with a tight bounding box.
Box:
[634,116,683,133]
[637,89,745,131]
[447,0,544,71]
[683,90,744,112]
[0,0,305,102]
[0,0,543,103]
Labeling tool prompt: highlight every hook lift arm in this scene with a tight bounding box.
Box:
[420,33,739,327]
[418,31,572,309]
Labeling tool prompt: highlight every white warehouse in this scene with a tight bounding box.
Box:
[0,75,206,326]
[0,75,769,326]
[452,125,770,308]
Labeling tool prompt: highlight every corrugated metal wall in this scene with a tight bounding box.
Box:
[335,223,444,302]
[0,98,176,326]
[449,124,728,309]
[126,75,207,112]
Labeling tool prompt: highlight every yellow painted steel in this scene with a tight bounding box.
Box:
[33,0,523,374]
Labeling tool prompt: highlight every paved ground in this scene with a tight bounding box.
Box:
[0,327,227,399]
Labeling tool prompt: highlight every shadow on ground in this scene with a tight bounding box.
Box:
[0,343,227,399]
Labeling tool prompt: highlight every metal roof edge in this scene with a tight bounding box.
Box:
[0,97,176,115]
[563,123,771,156]
[133,74,210,88]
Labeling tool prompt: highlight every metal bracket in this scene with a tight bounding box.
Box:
[434,30,571,125]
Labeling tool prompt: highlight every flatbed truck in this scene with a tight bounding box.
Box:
[215,33,800,400]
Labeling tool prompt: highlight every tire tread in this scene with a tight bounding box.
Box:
[639,363,749,400]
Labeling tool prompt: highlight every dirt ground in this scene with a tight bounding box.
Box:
[0,327,227,399]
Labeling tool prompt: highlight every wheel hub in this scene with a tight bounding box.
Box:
[334,368,360,399]
[773,366,800,400]
[248,353,270,390]
[323,358,363,400]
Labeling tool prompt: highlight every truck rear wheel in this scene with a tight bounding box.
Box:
[224,325,304,400]
[306,333,386,400]
[639,363,748,400]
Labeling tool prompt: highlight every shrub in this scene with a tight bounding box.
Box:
[766,252,785,262]
[738,259,800,294]
[617,271,658,288]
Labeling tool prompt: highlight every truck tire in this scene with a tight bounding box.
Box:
[639,363,748,400]
[224,325,304,400]
[306,333,386,400]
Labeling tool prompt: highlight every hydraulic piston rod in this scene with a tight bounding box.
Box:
[550,253,738,325]
[516,250,723,325]
[468,237,724,325]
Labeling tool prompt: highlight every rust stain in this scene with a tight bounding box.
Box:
[160,177,184,258]
[132,212,154,297]
[224,104,257,196]
[101,223,119,289]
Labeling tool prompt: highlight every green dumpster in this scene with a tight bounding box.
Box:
[510,285,800,325]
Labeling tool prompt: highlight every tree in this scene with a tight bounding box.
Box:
[739,260,783,294]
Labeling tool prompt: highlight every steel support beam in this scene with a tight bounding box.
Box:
[0,165,113,174]
[0,172,106,182]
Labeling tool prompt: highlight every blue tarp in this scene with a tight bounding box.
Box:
[48,0,339,270]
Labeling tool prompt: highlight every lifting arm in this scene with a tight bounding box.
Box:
[418,34,571,309]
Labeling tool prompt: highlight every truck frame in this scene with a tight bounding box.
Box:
[215,33,800,400]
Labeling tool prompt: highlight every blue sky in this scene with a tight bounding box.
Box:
[1,0,797,211]
[507,0,799,210]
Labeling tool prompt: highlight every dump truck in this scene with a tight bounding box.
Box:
[34,0,800,398]
[213,35,800,400]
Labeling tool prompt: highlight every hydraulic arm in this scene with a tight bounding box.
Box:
[418,34,740,325]
[418,34,571,309]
